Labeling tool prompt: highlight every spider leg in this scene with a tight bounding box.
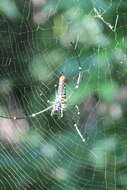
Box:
[31,105,53,117]
[51,106,55,116]
[47,100,54,104]
[74,105,85,142]
[54,84,58,97]
[0,105,53,120]
[60,109,64,118]
[67,42,83,101]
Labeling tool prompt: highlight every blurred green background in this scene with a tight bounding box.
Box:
[0,0,126,189]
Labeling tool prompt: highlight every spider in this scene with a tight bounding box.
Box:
[0,42,85,142]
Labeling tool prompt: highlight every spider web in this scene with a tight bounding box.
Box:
[0,0,126,189]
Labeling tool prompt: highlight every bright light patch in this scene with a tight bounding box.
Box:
[90,137,117,168]
[109,103,122,119]
[41,143,57,158]
[53,167,68,181]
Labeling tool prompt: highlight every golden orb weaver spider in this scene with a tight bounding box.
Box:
[0,42,85,142]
